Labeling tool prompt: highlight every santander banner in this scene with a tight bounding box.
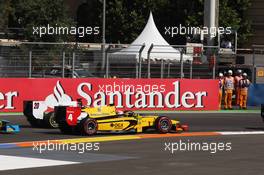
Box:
[0,78,218,112]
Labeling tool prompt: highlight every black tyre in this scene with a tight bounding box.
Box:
[82,118,98,136]
[44,112,58,128]
[155,116,172,134]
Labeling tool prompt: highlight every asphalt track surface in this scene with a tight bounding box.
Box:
[1,112,264,175]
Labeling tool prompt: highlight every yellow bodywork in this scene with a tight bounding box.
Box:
[80,105,180,133]
[96,115,180,133]
[82,106,117,118]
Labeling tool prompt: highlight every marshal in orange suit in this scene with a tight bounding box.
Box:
[224,70,235,109]
[218,73,224,109]
[234,69,243,106]
[238,73,251,109]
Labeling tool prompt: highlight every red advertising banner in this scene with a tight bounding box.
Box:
[0,78,218,112]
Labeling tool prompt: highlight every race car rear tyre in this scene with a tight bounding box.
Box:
[155,116,172,134]
[44,112,58,128]
[82,118,98,136]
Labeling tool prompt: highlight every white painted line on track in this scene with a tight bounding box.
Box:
[219,131,264,135]
[0,155,79,171]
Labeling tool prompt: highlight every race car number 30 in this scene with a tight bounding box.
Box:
[66,107,81,126]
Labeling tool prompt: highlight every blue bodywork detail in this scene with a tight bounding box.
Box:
[0,120,20,133]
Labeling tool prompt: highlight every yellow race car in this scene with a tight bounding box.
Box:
[54,104,188,135]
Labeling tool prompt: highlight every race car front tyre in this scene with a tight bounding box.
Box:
[44,112,58,128]
[82,118,98,136]
[155,116,172,134]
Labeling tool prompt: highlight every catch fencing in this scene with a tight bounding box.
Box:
[0,42,221,79]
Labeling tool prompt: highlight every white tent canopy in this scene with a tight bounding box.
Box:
[109,12,192,63]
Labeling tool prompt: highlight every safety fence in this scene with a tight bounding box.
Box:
[0,42,224,79]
